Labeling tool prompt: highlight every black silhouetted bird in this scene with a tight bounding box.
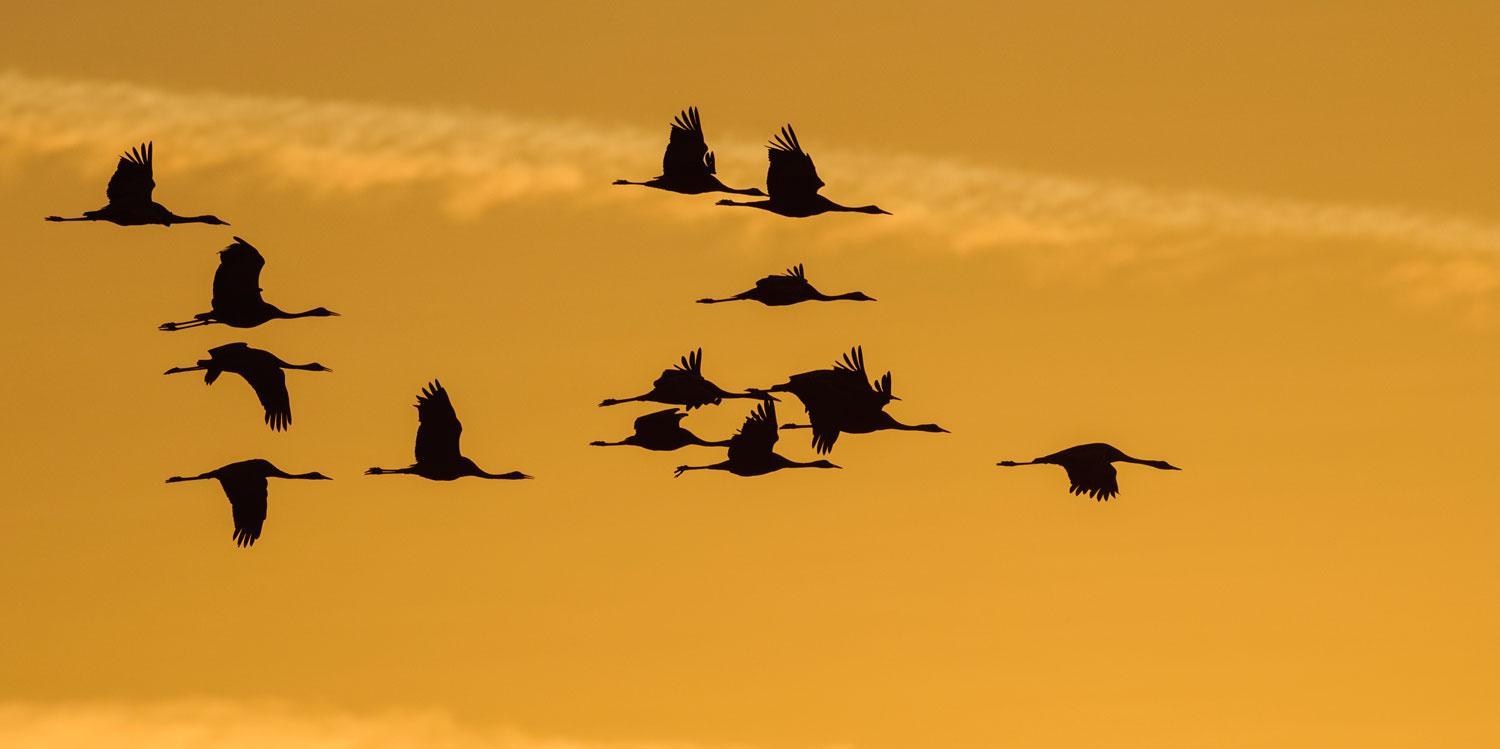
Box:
[164,342,331,431]
[600,348,772,410]
[591,408,731,451]
[366,381,531,481]
[45,142,228,226]
[159,237,338,331]
[165,459,330,547]
[716,125,889,217]
[997,443,1181,501]
[768,346,947,454]
[613,107,765,196]
[674,401,839,477]
[696,264,876,306]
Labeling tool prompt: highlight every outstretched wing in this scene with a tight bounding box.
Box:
[634,408,687,433]
[662,107,714,178]
[1063,461,1119,501]
[766,125,824,202]
[222,474,268,547]
[752,264,809,291]
[727,401,779,462]
[212,237,267,309]
[240,359,292,431]
[105,142,155,208]
[414,380,463,464]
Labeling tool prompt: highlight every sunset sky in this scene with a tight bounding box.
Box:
[2,2,1499,747]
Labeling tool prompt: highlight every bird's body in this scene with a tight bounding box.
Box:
[45,142,228,227]
[591,408,730,451]
[716,126,888,217]
[159,237,338,331]
[164,342,331,431]
[366,381,531,481]
[696,264,875,306]
[768,347,946,453]
[600,348,771,410]
[165,459,330,547]
[614,107,764,196]
[997,442,1181,501]
[675,401,839,477]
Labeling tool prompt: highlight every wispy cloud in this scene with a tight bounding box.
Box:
[3,69,1499,259]
[0,700,834,749]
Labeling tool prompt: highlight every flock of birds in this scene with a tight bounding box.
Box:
[45,109,1179,547]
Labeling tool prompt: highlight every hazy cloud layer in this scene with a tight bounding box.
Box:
[0,700,826,749]
[3,69,1499,262]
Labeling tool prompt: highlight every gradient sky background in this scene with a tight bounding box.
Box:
[2,2,1499,747]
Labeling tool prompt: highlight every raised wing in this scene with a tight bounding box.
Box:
[212,237,267,310]
[1062,461,1119,501]
[662,107,714,178]
[222,474,268,547]
[727,400,779,462]
[753,264,809,291]
[105,142,155,208]
[634,408,687,433]
[414,380,463,465]
[766,125,824,202]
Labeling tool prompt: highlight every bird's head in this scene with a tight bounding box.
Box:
[201,215,230,225]
[845,291,876,302]
[304,472,334,480]
[1148,460,1182,471]
[810,460,841,470]
[308,307,339,317]
[306,362,333,372]
[856,205,891,215]
[916,423,948,433]
[744,188,767,197]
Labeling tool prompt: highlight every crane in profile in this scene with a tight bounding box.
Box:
[997,443,1181,501]
[165,459,330,548]
[164,342,332,431]
[716,125,889,217]
[696,264,875,306]
[158,237,338,331]
[45,142,228,226]
[591,408,731,451]
[767,346,947,454]
[366,380,531,481]
[613,107,765,196]
[600,348,772,410]
[674,401,839,478]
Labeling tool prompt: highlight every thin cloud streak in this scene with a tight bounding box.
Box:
[0,700,837,749]
[3,69,1499,257]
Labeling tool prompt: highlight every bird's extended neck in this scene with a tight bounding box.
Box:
[833,203,890,215]
[675,461,730,476]
[476,469,532,480]
[167,214,227,225]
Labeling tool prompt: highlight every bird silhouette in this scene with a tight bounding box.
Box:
[600,348,772,410]
[164,342,331,431]
[768,346,947,454]
[165,459,330,547]
[674,400,839,477]
[366,380,531,481]
[996,443,1181,500]
[45,142,228,226]
[696,264,876,306]
[158,237,338,331]
[716,125,889,217]
[591,408,731,451]
[613,107,765,196]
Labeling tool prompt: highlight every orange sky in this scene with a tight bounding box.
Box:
[1,3,1498,747]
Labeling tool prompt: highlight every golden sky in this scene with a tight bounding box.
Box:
[2,2,1498,747]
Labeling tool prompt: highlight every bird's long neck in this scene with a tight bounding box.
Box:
[831,203,888,215]
[275,307,327,320]
[715,198,768,208]
[283,361,326,371]
[367,466,415,475]
[827,291,869,301]
[45,215,94,222]
[781,423,812,430]
[168,214,224,225]
[676,462,730,476]
[696,296,744,304]
[476,469,530,480]
[285,471,326,480]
